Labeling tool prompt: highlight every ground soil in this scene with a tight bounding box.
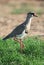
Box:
[0,14,44,39]
[0,0,44,39]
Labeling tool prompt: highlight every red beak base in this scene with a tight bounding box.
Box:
[34,13,38,17]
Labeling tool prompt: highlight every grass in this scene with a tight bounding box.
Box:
[0,36,44,65]
[3,2,44,15]
[10,3,44,15]
[11,7,44,15]
[11,8,44,15]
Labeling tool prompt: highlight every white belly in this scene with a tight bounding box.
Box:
[16,30,27,39]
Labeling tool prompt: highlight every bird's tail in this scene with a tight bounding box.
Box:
[3,36,9,40]
[3,33,13,40]
[3,35,10,40]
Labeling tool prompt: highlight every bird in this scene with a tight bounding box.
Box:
[3,12,38,51]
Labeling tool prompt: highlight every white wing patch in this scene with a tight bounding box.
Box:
[16,30,27,39]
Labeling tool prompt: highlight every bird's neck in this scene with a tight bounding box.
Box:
[23,15,33,31]
[24,15,33,25]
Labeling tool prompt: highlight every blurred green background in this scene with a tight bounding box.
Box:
[0,0,44,65]
[0,0,44,15]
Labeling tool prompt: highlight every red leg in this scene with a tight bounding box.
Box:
[14,37,24,52]
[19,39,24,49]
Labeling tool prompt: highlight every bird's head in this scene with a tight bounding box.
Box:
[27,12,38,17]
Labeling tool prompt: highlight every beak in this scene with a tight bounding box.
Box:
[34,13,38,17]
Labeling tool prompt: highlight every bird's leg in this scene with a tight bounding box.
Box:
[14,37,24,52]
[19,39,24,52]
[13,37,17,41]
